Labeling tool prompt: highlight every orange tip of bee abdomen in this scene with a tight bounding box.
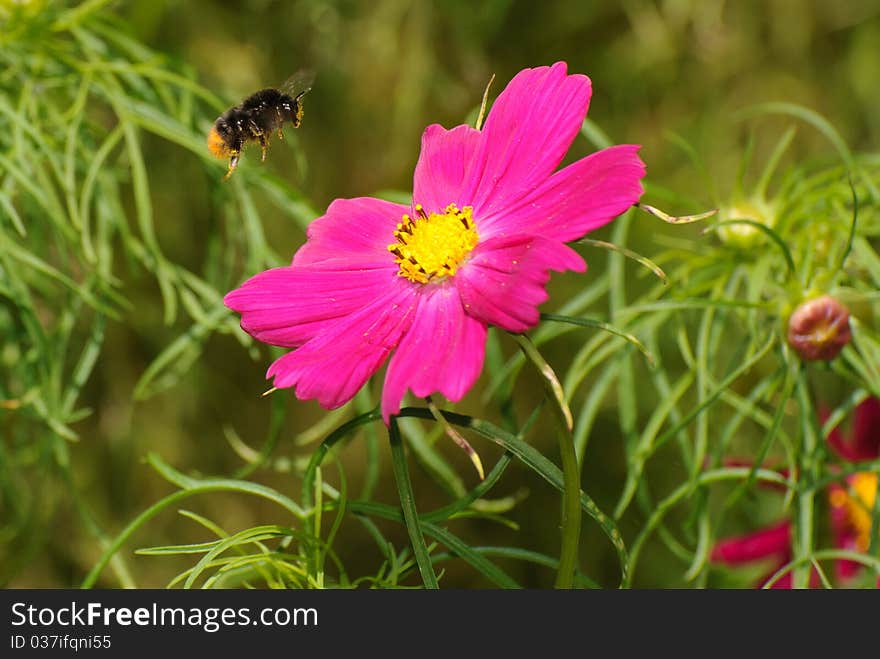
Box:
[207,126,232,159]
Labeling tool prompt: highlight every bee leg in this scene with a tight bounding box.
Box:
[258,133,269,161]
[223,153,239,181]
[276,108,285,140]
[292,98,304,128]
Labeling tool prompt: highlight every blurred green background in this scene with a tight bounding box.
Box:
[2,0,879,588]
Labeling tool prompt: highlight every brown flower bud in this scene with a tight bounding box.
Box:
[786,295,851,361]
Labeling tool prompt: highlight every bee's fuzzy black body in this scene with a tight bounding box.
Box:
[207,77,311,179]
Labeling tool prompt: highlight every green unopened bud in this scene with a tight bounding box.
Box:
[717,198,777,249]
[786,295,851,361]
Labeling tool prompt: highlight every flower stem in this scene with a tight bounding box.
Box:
[794,374,818,589]
[388,417,439,589]
[513,333,581,588]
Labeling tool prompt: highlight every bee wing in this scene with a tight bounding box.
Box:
[280,69,316,100]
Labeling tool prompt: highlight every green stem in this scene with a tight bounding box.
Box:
[513,333,580,588]
[794,374,818,589]
[763,549,880,588]
[388,418,439,589]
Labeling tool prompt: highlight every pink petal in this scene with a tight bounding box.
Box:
[710,521,792,565]
[826,424,858,462]
[456,234,585,333]
[763,570,794,589]
[266,281,418,409]
[478,144,646,242]
[463,62,593,217]
[382,285,487,421]
[293,197,408,267]
[224,260,396,347]
[412,123,482,215]
[852,397,880,460]
[760,567,820,589]
[835,555,863,582]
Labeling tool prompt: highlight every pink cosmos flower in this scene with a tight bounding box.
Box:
[826,397,879,582]
[825,396,880,463]
[224,62,646,420]
[711,397,880,588]
[710,520,804,589]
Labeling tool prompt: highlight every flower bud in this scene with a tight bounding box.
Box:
[786,295,851,361]
[717,198,776,249]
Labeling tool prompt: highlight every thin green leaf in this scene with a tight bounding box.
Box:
[388,418,439,589]
[576,237,667,283]
[397,407,630,588]
[541,313,655,367]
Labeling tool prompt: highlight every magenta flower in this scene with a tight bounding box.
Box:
[829,472,878,582]
[711,397,880,588]
[825,397,880,581]
[224,62,645,420]
[826,396,880,463]
[710,521,799,589]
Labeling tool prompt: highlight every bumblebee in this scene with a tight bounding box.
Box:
[207,70,314,179]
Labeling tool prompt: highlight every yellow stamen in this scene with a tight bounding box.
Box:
[829,472,878,551]
[388,203,479,284]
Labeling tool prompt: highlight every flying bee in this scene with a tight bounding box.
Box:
[207,70,315,180]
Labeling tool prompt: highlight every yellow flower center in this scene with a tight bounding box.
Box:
[829,472,878,551]
[388,203,479,284]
